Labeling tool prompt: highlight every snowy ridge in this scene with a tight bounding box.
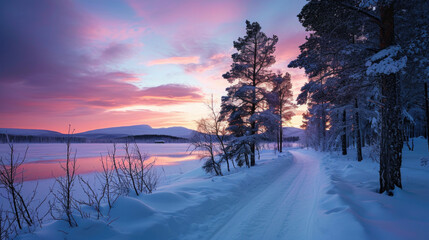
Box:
[0,128,63,136]
[0,125,196,142]
[77,124,195,138]
[0,126,296,140]
[282,127,304,137]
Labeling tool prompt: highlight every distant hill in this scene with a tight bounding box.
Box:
[283,127,305,142]
[77,124,195,139]
[283,127,304,137]
[0,125,195,143]
[0,125,304,144]
[0,128,63,137]
[116,134,188,143]
[0,128,86,143]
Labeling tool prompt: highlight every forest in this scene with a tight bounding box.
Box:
[193,0,429,196]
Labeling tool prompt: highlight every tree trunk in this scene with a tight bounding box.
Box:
[355,99,363,161]
[250,112,256,166]
[11,188,22,229]
[321,103,327,151]
[250,34,258,167]
[279,115,283,152]
[425,82,429,151]
[245,153,250,168]
[276,126,280,152]
[250,142,256,166]
[217,137,230,172]
[379,4,403,195]
[342,109,347,155]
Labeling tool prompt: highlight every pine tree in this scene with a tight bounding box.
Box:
[267,73,295,152]
[292,0,429,195]
[289,0,377,155]
[221,20,278,166]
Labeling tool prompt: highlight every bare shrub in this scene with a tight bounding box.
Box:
[0,143,32,230]
[98,154,119,209]
[117,143,158,196]
[0,209,14,240]
[189,119,223,176]
[0,208,14,240]
[74,142,158,220]
[77,176,105,219]
[108,143,128,196]
[207,97,233,171]
[0,137,48,238]
[50,126,78,227]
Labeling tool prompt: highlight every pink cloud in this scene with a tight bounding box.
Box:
[83,23,146,42]
[79,10,147,43]
[137,84,204,105]
[127,0,244,27]
[100,43,132,60]
[0,79,204,133]
[105,72,143,83]
[147,56,200,66]
[0,67,204,121]
[210,53,228,60]
[184,52,230,73]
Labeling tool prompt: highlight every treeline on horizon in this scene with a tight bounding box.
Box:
[0,133,187,144]
[0,133,301,144]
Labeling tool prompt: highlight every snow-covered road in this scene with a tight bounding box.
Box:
[207,150,324,240]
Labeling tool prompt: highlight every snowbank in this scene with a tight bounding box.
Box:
[320,137,429,240]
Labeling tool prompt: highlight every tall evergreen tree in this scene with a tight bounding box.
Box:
[267,73,295,152]
[221,20,278,166]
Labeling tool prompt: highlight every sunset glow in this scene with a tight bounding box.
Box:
[0,0,308,133]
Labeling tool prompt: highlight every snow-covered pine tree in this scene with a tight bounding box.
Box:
[395,0,429,150]
[267,73,295,152]
[294,0,428,195]
[221,20,278,166]
[289,2,377,154]
[353,0,405,195]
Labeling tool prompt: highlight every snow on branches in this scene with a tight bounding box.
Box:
[366,45,407,75]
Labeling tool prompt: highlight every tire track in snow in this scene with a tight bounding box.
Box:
[206,150,325,240]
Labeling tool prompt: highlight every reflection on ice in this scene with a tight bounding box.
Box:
[0,143,200,181]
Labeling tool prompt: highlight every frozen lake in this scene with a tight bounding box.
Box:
[0,143,201,181]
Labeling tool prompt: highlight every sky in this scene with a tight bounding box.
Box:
[0,0,308,133]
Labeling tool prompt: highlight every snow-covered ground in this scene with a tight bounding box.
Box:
[320,137,429,239]
[14,139,429,239]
